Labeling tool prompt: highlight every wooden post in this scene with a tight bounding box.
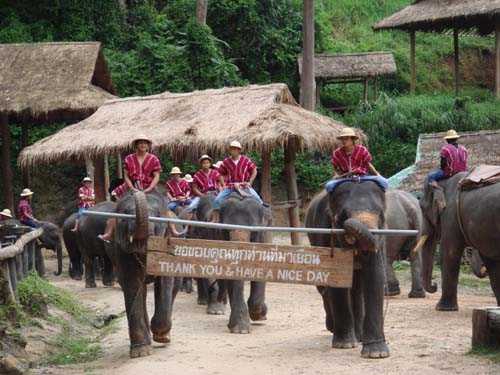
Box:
[94,156,106,203]
[117,153,123,179]
[284,138,301,245]
[410,31,416,94]
[196,0,208,25]
[21,124,30,188]
[0,114,14,213]
[495,22,500,99]
[472,307,500,348]
[300,0,315,110]
[104,154,110,201]
[363,79,369,103]
[260,150,272,244]
[0,261,15,306]
[454,28,460,97]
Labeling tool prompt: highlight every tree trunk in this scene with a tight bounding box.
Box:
[196,0,208,25]
[21,124,30,188]
[300,0,315,110]
[0,114,14,213]
[495,22,500,99]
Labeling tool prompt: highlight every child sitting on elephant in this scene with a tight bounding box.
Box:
[71,177,95,232]
[166,167,193,212]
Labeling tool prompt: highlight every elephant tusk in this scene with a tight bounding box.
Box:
[411,234,428,254]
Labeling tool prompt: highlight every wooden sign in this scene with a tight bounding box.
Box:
[146,237,353,288]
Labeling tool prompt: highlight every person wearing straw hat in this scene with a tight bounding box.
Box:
[428,129,468,187]
[71,177,96,232]
[0,209,13,222]
[166,167,193,212]
[213,141,263,209]
[17,188,39,228]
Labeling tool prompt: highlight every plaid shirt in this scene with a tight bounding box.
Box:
[331,145,372,176]
[166,179,191,199]
[218,155,256,187]
[193,169,220,194]
[124,153,162,190]
[18,198,33,222]
[441,143,468,177]
[78,186,95,208]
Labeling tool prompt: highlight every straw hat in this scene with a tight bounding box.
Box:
[229,140,242,149]
[337,127,359,140]
[0,209,12,218]
[82,177,92,183]
[184,174,194,183]
[132,135,152,147]
[170,167,182,175]
[20,188,34,197]
[198,154,213,163]
[443,129,460,140]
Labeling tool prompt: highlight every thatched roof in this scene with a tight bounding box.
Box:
[0,41,117,124]
[298,53,397,80]
[374,0,500,35]
[19,84,358,167]
[397,129,500,192]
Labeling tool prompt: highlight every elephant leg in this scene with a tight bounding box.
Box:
[207,279,225,315]
[436,235,464,311]
[248,281,267,321]
[360,250,389,359]
[384,256,400,296]
[317,286,334,332]
[84,256,96,288]
[102,256,114,287]
[226,280,250,334]
[151,276,175,344]
[483,258,500,306]
[408,247,425,298]
[330,287,357,349]
[197,278,209,305]
[351,270,364,342]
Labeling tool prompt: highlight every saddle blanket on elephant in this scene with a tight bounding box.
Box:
[460,165,500,190]
[325,175,389,193]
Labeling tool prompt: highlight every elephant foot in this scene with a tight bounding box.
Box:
[385,282,400,296]
[436,299,458,311]
[103,280,114,287]
[408,289,426,298]
[361,341,390,359]
[248,303,267,321]
[153,332,171,344]
[85,281,97,288]
[198,297,208,306]
[182,279,193,294]
[326,315,334,333]
[130,344,152,358]
[332,333,358,349]
[71,274,83,281]
[228,316,250,334]
[207,302,225,315]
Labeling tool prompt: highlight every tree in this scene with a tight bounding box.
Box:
[300,0,315,110]
[196,0,208,25]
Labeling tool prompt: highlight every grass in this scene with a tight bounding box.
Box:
[468,346,500,364]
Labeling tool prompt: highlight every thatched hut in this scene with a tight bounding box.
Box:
[0,41,116,211]
[20,83,358,244]
[391,129,500,193]
[374,0,500,97]
[298,52,397,107]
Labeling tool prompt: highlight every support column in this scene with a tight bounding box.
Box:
[260,149,272,244]
[117,153,123,179]
[0,114,14,213]
[93,156,106,203]
[454,28,460,97]
[410,31,416,94]
[496,23,500,99]
[196,0,208,25]
[284,138,301,245]
[300,0,315,110]
[104,154,110,201]
[21,124,30,188]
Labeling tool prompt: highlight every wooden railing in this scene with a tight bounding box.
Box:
[0,227,44,303]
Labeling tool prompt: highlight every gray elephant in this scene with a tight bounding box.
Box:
[109,191,181,358]
[76,202,116,288]
[62,213,84,280]
[385,189,425,298]
[38,221,63,276]
[420,173,500,310]
[305,182,389,359]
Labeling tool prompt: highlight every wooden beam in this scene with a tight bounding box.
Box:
[20,124,30,188]
[94,156,106,203]
[284,138,301,245]
[410,31,416,94]
[454,28,460,97]
[300,0,315,110]
[0,114,14,213]
[196,0,208,25]
[496,22,500,99]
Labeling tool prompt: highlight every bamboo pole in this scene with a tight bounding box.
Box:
[454,28,460,97]
[496,22,500,99]
[300,0,315,110]
[0,114,14,213]
[410,31,416,94]
[284,138,301,245]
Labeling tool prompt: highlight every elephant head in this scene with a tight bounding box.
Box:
[39,221,63,276]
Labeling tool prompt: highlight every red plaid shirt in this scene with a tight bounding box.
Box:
[166,179,191,199]
[78,186,95,208]
[331,145,372,176]
[218,155,256,187]
[193,169,220,194]
[18,198,33,222]
[441,143,468,177]
[124,153,162,190]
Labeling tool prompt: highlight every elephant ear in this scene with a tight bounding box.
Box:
[420,185,445,233]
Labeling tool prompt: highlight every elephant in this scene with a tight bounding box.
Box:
[109,190,181,358]
[305,182,389,359]
[384,189,425,298]
[38,221,64,276]
[420,172,500,310]
[76,202,117,288]
[62,213,84,280]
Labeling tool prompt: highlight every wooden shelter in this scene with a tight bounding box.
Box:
[392,129,500,193]
[298,52,397,106]
[374,0,500,98]
[19,83,359,244]
[0,41,117,211]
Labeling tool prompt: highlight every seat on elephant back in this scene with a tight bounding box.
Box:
[459,165,500,191]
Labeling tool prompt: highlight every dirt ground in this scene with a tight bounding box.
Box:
[36,240,500,375]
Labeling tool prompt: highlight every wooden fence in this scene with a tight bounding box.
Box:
[0,227,44,303]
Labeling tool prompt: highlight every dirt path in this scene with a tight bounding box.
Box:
[38,250,499,375]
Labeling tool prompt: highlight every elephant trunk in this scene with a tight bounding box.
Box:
[133,191,149,253]
[343,217,377,252]
[421,232,438,293]
[54,242,63,276]
[164,210,188,237]
[470,249,488,279]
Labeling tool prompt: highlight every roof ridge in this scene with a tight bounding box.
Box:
[0,41,101,47]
